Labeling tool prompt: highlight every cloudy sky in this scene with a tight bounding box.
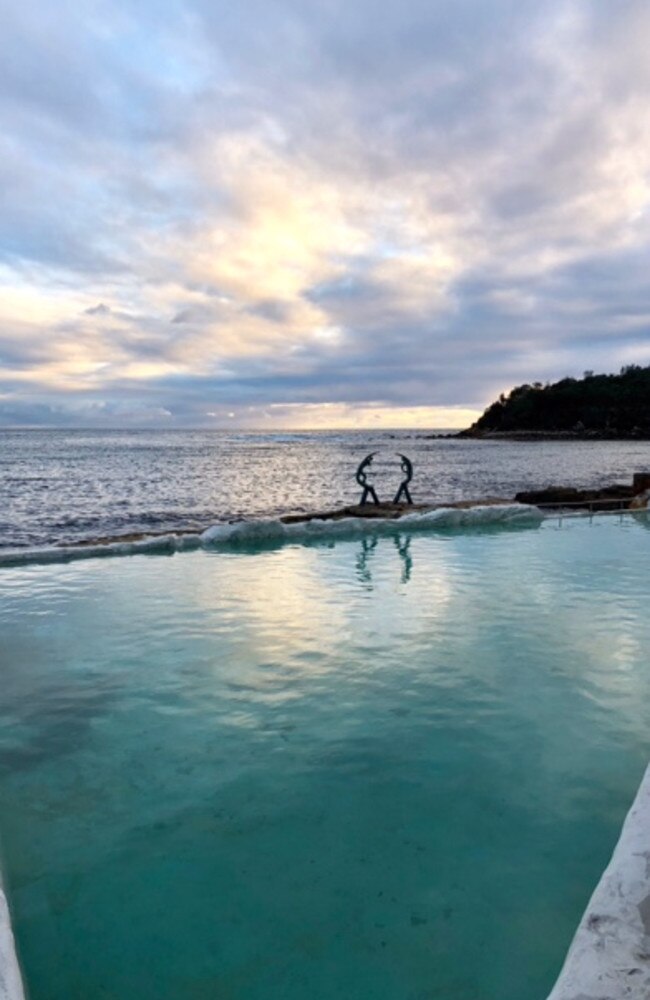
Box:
[2,0,650,428]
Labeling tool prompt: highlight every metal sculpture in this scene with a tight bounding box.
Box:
[393,453,414,504]
[355,452,380,505]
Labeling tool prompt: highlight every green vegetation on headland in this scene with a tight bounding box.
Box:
[459,365,650,439]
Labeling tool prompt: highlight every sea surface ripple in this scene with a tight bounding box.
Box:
[1,429,649,548]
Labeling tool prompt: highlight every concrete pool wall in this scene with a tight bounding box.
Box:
[547,761,650,999]
[0,879,25,1000]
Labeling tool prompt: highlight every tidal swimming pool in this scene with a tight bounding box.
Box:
[1,513,649,1000]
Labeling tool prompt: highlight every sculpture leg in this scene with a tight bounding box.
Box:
[369,486,379,504]
[403,484,413,504]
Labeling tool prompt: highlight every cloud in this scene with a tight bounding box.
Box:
[1,0,650,426]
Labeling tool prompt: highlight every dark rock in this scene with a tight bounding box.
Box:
[515,484,635,510]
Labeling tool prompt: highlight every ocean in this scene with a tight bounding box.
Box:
[1,428,649,550]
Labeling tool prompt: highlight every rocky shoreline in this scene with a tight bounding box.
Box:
[514,472,650,510]
[424,430,650,441]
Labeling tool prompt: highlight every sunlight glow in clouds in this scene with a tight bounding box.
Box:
[205,403,482,431]
[1,0,650,426]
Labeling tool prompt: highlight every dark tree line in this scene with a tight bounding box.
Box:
[463,365,650,436]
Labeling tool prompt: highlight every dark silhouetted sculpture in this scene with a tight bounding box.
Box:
[393,453,414,504]
[356,453,380,505]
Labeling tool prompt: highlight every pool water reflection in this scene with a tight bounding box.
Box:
[0,514,649,1000]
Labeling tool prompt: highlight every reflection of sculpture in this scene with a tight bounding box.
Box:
[356,453,379,505]
[355,534,412,587]
[393,453,414,504]
[393,534,412,583]
[356,535,378,584]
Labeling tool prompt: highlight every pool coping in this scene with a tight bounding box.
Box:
[0,880,25,1000]
[546,761,650,999]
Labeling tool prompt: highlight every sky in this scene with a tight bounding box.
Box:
[2,0,650,429]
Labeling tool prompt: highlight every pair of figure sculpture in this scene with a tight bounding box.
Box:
[355,453,413,506]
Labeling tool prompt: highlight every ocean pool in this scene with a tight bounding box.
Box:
[1,513,649,999]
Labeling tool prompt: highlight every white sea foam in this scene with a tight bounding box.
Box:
[0,533,202,569]
[0,505,543,568]
[200,503,543,546]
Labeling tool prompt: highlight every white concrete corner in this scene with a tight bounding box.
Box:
[0,886,26,1000]
[547,763,650,999]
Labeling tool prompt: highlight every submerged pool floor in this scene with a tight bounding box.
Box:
[1,515,650,999]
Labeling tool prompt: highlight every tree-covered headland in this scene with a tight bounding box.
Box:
[460,365,650,438]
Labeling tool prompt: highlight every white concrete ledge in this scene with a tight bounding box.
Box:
[547,763,650,999]
[0,885,25,1000]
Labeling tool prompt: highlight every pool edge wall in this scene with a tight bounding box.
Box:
[0,878,26,1000]
[547,761,650,999]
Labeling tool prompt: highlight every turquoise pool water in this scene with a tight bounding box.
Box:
[1,514,649,1000]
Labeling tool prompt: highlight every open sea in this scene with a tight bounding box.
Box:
[1,429,650,549]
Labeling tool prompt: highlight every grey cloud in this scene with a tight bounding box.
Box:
[2,0,650,425]
[0,337,54,369]
[172,308,194,324]
[245,300,294,324]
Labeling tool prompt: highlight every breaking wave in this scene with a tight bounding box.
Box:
[0,504,544,568]
[201,503,544,547]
